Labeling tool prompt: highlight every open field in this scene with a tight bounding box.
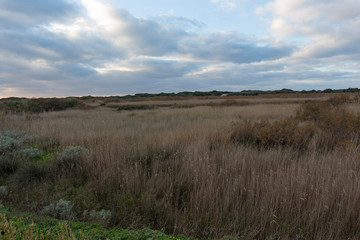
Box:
[1,93,360,239]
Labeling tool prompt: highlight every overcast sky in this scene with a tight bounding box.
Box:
[1,0,360,97]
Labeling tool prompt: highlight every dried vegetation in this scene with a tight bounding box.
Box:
[1,93,360,239]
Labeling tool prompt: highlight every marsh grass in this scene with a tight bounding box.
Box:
[229,95,360,151]
[1,94,360,239]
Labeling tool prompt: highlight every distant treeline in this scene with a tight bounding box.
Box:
[79,87,360,99]
[1,88,360,113]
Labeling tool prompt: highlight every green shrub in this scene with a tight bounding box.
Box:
[26,98,71,113]
[0,206,195,240]
[0,130,34,155]
[90,209,111,221]
[1,98,81,113]
[64,98,78,108]
[2,100,26,113]
[55,145,88,169]
[42,199,74,220]
[0,186,7,195]
[0,131,38,176]
[17,147,41,160]
[0,134,22,155]
[82,209,112,225]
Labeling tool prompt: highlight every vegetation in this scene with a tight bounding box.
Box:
[1,87,360,114]
[1,92,360,239]
[117,104,155,111]
[0,98,79,113]
[229,95,360,151]
[0,205,193,239]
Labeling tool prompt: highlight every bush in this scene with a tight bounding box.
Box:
[0,134,23,155]
[26,98,72,113]
[82,209,112,225]
[0,130,34,155]
[229,95,360,151]
[1,98,80,113]
[42,199,74,220]
[0,186,7,195]
[64,98,78,108]
[229,118,315,150]
[90,209,111,221]
[296,95,351,121]
[16,148,41,160]
[55,146,88,169]
[0,131,39,176]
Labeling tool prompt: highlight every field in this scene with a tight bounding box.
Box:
[1,93,360,239]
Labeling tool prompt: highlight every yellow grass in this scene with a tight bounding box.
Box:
[2,94,360,239]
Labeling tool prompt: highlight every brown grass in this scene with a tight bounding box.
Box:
[2,94,360,239]
[93,94,330,111]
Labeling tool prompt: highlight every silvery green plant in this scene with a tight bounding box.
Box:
[83,209,111,225]
[0,186,7,195]
[0,130,35,155]
[42,199,73,220]
[1,130,34,143]
[56,145,88,168]
[18,148,41,159]
[1,130,26,140]
[89,209,111,223]
[0,134,22,155]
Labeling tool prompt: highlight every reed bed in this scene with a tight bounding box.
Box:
[1,96,360,239]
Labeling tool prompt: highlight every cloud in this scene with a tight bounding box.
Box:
[248,0,360,89]
[0,0,79,27]
[1,0,359,97]
[211,0,240,10]
[259,0,360,59]
[179,32,294,63]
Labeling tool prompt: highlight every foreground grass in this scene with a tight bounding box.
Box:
[0,205,194,240]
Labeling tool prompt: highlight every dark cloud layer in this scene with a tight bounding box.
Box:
[0,0,79,27]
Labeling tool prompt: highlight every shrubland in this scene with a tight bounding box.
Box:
[229,95,360,151]
[1,93,360,239]
[0,98,79,113]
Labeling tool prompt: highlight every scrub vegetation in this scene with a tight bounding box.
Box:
[1,92,360,239]
[0,205,191,240]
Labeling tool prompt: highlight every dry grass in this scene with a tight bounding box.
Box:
[95,93,330,111]
[2,94,360,239]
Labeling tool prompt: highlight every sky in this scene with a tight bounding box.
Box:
[1,0,360,97]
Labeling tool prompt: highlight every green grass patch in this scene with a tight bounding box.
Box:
[0,205,196,240]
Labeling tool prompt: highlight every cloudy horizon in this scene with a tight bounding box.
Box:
[1,0,359,97]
